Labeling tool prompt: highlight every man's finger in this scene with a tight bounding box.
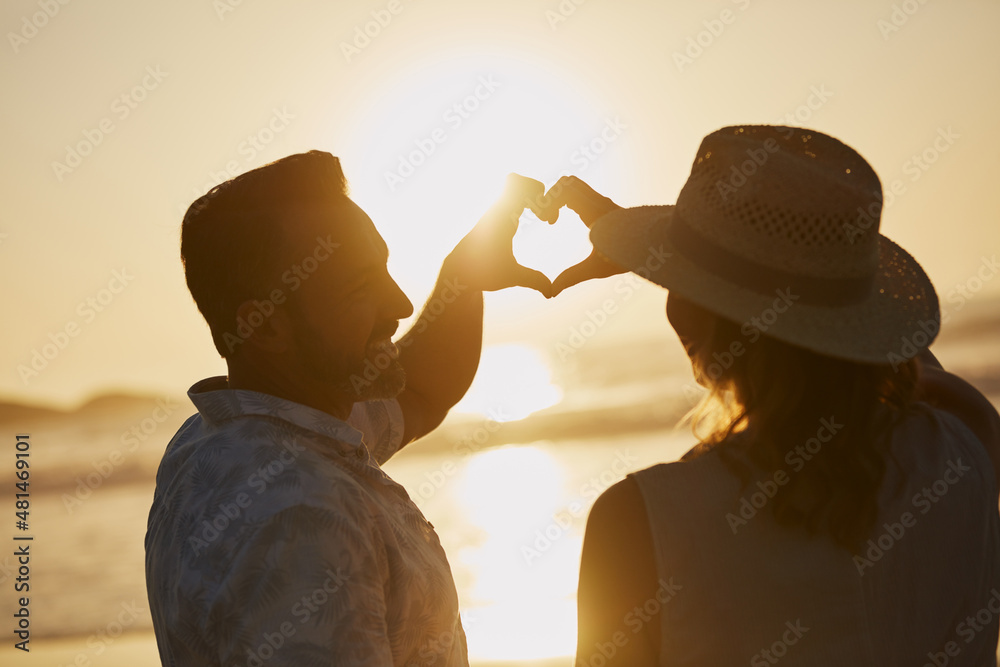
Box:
[534,176,578,224]
[503,174,546,213]
[508,264,553,298]
[531,199,559,225]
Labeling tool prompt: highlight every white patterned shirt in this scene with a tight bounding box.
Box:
[145,377,468,667]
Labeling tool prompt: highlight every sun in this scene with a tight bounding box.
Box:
[326,52,631,663]
[453,344,562,422]
[335,52,619,290]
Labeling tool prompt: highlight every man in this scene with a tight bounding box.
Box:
[145,151,556,666]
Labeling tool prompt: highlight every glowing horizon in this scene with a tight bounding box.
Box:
[4,1,1000,409]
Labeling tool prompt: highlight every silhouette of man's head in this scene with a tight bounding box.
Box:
[181,151,413,402]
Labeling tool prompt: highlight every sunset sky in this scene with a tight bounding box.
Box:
[3,0,999,408]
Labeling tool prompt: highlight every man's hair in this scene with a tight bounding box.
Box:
[180,151,350,357]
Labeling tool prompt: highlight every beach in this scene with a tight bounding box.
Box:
[2,294,998,665]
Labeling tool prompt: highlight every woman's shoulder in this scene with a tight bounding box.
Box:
[914,363,1000,486]
[628,441,734,487]
[895,401,1000,496]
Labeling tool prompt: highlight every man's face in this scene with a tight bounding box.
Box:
[280,199,414,401]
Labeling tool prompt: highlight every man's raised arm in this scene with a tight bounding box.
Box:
[394,175,553,444]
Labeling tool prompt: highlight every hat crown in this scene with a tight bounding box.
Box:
[588,124,940,364]
[675,126,883,281]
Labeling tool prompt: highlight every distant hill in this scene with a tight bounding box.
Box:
[0,392,188,426]
[937,292,1000,342]
[0,290,994,435]
[0,400,65,425]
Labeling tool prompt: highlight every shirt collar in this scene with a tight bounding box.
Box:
[187,376,365,449]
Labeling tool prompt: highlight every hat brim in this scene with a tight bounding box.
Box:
[590,205,940,365]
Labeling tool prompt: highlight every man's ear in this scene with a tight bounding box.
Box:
[233,299,294,355]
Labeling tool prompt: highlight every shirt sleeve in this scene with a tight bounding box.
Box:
[348,398,405,465]
[211,502,393,667]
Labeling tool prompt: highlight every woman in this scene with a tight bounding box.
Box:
[545,126,1000,665]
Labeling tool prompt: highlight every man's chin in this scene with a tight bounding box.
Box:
[369,338,400,363]
[336,343,407,401]
[353,365,406,401]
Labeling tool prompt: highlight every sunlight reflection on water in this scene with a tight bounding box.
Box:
[384,430,696,663]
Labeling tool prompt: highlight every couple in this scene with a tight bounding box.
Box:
[145,125,1000,666]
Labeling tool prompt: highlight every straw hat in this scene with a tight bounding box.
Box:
[589,125,940,365]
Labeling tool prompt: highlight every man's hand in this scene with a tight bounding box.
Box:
[442,174,553,298]
[536,176,628,297]
[396,174,551,444]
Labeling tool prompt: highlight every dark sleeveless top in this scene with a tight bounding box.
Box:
[630,404,1000,665]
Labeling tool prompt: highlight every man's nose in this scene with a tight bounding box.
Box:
[387,276,414,320]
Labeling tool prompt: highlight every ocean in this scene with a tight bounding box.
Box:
[1,296,998,666]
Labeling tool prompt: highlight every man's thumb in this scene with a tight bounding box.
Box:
[509,264,553,298]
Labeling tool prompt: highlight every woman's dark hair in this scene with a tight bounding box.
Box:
[180,151,349,357]
[683,309,920,551]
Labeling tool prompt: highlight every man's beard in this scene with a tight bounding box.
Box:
[290,316,406,402]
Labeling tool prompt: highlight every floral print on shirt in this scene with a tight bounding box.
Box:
[145,377,468,667]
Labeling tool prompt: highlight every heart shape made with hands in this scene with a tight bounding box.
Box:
[502,173,627,298]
